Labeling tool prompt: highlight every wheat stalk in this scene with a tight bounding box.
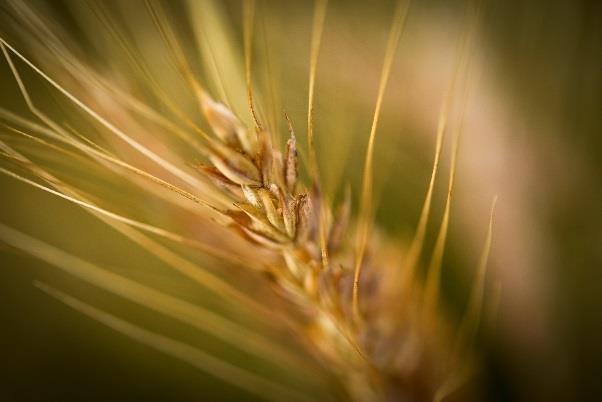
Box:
[0,0,496,401]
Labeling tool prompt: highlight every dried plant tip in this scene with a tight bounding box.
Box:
[285,130,298,194]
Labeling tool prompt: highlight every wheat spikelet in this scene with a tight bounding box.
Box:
[0,1,496,401]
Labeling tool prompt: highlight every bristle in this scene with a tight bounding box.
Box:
[0,39,211,193]
[399,0,480,317]
[306,0,328,183]
[33,282,312,402]
[422,1,481,316]
[0,222,307,371]
[422,80,469,315]
[455,195,498,356]
[243,0,262,130]
[352,0,410,318]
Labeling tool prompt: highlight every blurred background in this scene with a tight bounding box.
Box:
[0,0,601,401]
